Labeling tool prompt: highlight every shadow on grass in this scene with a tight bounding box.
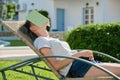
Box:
[0,60,58,80]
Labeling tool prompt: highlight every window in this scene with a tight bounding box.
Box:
[83,7,94,25]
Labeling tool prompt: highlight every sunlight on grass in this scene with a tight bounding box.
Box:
[0,60,21,68]
[0,60,59,80]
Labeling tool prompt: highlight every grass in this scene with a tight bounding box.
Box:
[6,40,26,46]
[0,60,58,80]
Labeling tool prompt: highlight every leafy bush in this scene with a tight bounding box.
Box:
[6,3,16,19]
[65,22,120,61]
[0,5,2,18]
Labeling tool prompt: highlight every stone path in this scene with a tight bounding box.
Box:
[0,46,38,60]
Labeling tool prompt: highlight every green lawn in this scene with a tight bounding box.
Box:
[0,60,58,80]
[6,40,26,46]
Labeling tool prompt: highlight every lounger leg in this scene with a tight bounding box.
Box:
[30,65,39,80]
[1,71,7,80]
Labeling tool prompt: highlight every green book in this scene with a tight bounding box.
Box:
[26,10,49,27]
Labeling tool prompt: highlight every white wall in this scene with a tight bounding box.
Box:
[97,0,120,23]
[18,0,120,31]
[54,0,84,30]
[18,0,55,28]
[54,0,99,30]
[103,0,120,23]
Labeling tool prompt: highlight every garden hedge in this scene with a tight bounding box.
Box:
[65,22,120,62]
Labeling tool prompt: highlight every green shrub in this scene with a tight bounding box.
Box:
[6,3,16,19]
[65,22,120,62]
[0,5,2,18]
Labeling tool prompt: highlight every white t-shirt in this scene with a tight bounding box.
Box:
[33,37,77,76]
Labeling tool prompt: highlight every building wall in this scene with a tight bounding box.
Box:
[103,0,120,22]
[18,0,120,31]
[97,0,120,23]
[54,0,100,30]
[18,0,100,31]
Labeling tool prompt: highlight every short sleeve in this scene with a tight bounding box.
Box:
[33,37,51,51]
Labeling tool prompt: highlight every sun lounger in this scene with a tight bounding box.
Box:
[0,21,120,80]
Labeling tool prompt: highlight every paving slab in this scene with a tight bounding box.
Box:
[0,46,38,60]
